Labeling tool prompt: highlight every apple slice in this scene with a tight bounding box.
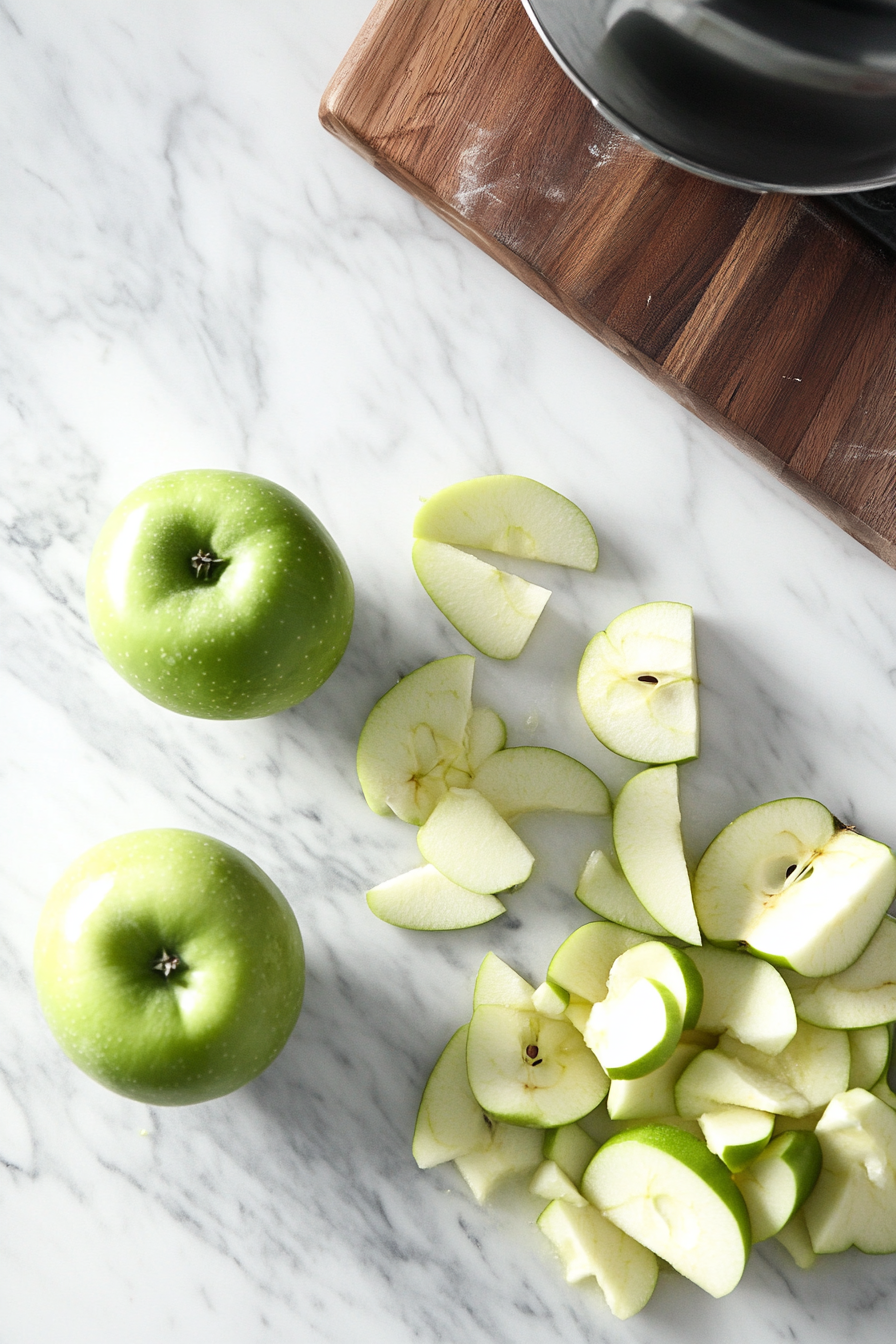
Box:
[417,788,534,894]
[872,1077,896,1109]
[412,540,551,660]
[454,1122,545,1203]
[530,1159,588,1206]
[473,952,535,1010]
[607,1041,702,1120]
[693,798,896,977]
[613,765,701,945]
[464,706,506,771]
[466,1004,609,1127]
[546,921,650,1005]
[675,1049,812,1118]
[718,1020,851,1113]
[685,944,796,1054]
[583,1125,751,1298]
[532,981,570,1018]
[413,474,599,571]
[802,1089,896,1253]
[848,1025,891,1090]
[412,1025,493,1169]
[584,977,683,1080]
[543,1122,599,1184]
[698,1107,774,1173]
[606,941,704,1031]
[782,915,896,1029]
[537,1199,658,1320]
[356,655,474,823]
[577,602,699,764]
[574,850,667,935]
[734,1130,822,1241]
[471,747,610,819]
[775,1208,817,1269]
[367,866,505,930]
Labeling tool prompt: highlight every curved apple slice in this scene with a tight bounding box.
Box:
[693,798,896,977]
[574,850,667,935]
[367,866,505,930]
[675,1049,812,1118]
[577,602,698,765]
[417,787,534,894]
[585,978,683,1080]
[464,706,506,771]
[466,1005,609,1127]
[613,765,701,945]
[413,474,599,571]
[454,1122,545,1203]
[412,1025,493,1169]
[685,944,796,1055]
[583,1125,751,1298]
[782,915,896,1029]
[473,951,535,1010]
[607,941,703,1031]
[698,1107,774,1173]
[356,655,474,823]
[412,540,551,660]
[734,1130,821,1241]
[537,1199,658,1320]
[803,1089,896,1254]
[718,1020,850,1113]
[472,747,610,819]
[547,921,651,1005]
[848,1025,891,1090]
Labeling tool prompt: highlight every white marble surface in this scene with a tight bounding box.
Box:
[2,1,896,1340]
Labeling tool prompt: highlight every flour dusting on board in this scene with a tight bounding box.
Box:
[454,127,514,216]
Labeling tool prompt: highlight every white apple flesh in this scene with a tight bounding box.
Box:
[454,1123,545,1203]
[802,1089,896,1253]
[718,1020,851,1113]
[782,915,896,1029]
[464,706,506,771]
[472,746,610,819]
[547,921,650,1005]
[537,1199,659,1320]
[367,866,505,930]
[607,1041,702,1120]
[412,1025,494,1169]
[543,1122,599,1184]
[613,764,701,944]
[574,849,667,935]
[585,977,683,1080]
[675,1049,812,1118]
[473,952,535,1010]
[698,1106,774,1173]
[530,1159,588,1206]
[606,940,704,1031]
[734,1129,822,1241]
[417,787,534,894]
[685,944,796,1054]
[848,1025,891,1090]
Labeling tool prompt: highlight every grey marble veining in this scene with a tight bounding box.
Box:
[1,1,896,1340]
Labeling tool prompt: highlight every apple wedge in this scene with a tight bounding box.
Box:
[543,1122,599,1184]
[782,915,896,1029]
[577,602,699,764]
[848,1025,891,1090]
[412,540,551,660]
[775,1208,817,1269]
[471,746,610,819]
[367,866,505,930]
[606,941,704,1031]
[675,1049,812,1118]
[574,850,667,935]
[734,1130,822,1241]
[802,1089,896,1253]
[537,1199,658,1320]
[584,977,683,1080]
[356,655,474,823]
[693,798,896,977]
[607,1041,702,1120]
[547,921,650,1006]
[698,1107,774,1173]
[718,1020,850,1113]
[417,787,534,894]
[583,1125,751,1297]
[613,765,701,945]
[413,474,599,571]
[529,1159,588,1206]
[454,1122,545,1203]
[473,952,535,1010]
[685,944,796,1055]
[412,1025,493,1169]
[532,981,570,1018]
[466,1004,609,1127]
[464,706,506,771]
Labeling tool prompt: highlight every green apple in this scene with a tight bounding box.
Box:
[356,655,475,824]
[606,941,704,1031]
[537,1199,658,1320]
[698,1107,774,1173]
[802,1089,896,1253]
[86,470,353,718]
[733,1130,821,1241]
[582,1124,752,1297]
[675,1049,812,1118]
[543,1122,599,1184]
[412,539,551,660]
[574,850,667,935]
[454,1122,545,1202]
[412,1024,494,1168]
[718,1020,850,1113]
[782,915,896,1029]
[413,474,599,570]
[366,866,505,930]
[685,944,796,1055]
[464,706,506,770]
[613,765,701,945]
[775,1208,817,1268]
[693,798,896,977]
[471,747,610,819]
[848,1025,891,1090]
[606,1041,702,1120]
[577,602,698,764]
[529,1159,588,1206]
[466,1004,609,1127]
[417,788,534,894]
[34,829,304,1105]
[585,977,683,1080]
[473,952,535,1010]
[547,921,650,1006]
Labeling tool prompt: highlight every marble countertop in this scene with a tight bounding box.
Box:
[2,2,896,1340]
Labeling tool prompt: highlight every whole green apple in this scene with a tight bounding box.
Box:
[86,469,354,718]
[34,829,305,1105]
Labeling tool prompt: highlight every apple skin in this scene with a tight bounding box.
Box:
[87,470,354,718]
[34,830,305,1105]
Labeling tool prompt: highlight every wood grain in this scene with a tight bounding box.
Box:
[321,0,896,568]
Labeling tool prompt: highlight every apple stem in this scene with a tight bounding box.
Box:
[191,549,226,580]
[153,950,182,978]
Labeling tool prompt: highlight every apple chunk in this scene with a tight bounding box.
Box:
[356,655,474,823]
[685,944,796,1055]
[613,765,701,945]
[574,850,667,935]
[734,1130,821,1241]
[547,921,650,1006]
[585,977,683,1080]
[417,787,534,894]
[366,866,505,930]
[412,540,551,660]
[698,1107,774,1173]
[537,1199,658,1320]
[472,747,610,819]
[607,941,704,1031]
[577,602,699,764]
[719,1020,850,1113]
[455,1123,545,1203]
[413,474,599,570]
[473,952,535,1010]
[412,1025,493,1168]
[693,797,896,977]
[848,1025,891,1090]
[782,915,896,1029]
[607,1041,701,1120]
[675,1049,812,1118]
[543,1122,599,1184]
[464,706,506,771]
[802,1089,896,1253]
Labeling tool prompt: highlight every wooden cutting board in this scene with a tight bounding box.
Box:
[321,0,896,569]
